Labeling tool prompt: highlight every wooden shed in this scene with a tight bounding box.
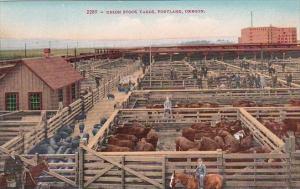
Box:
[0,56,83,110]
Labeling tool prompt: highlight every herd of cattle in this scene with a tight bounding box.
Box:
[98,119,262,153]
[30,117,108,155]
[99,122,159,152]
[176,120,253,153]
[145,99,300,109]
[30,124,79,155]
[99,115,300,152]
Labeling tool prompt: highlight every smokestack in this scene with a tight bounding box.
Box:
[43,48,51,58]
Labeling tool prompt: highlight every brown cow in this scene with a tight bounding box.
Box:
[182,127,196,141]
[115,126,151,139]
[218,130,240,153]
[191,122,210,130]
[107,136,135,149]
[175,137,201,151]
[102,145,131,152]
[146,104,164,109]
[240,145,271,153]
[199,137,219,151]
[214,136,225,150]
[114,134,138,143]
[136,138,155,151]
[201,102,219,108]
[283,119,300,134]
[146,129,159,148]
[233,100,256,107]
[240,135,253,150]
[289,99,300,106]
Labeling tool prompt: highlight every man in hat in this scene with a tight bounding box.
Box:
[195,158,207,189]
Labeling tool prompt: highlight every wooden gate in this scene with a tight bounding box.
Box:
[80,145,165,189]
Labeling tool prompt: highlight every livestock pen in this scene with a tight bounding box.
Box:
[80,107,299,189]
[139,61,199,90]
[122,88,300,109]
[1,106,299,188]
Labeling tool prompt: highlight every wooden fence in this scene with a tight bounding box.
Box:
[87,107,297,154]
[123,88,300,108]
[79,148,300,189]
[0,107,299,188]
[0,149,299,188]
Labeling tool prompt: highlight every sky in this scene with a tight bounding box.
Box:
[0,0,299,48]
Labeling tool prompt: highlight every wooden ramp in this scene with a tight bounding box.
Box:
[73,69,143,140]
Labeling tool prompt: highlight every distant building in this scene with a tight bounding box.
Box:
[239,26,297,44]
[0,56,82,111]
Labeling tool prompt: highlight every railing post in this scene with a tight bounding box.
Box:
[80,96,85,114]
[78,143,84,189]
[121,155,125,189]
[162,155,166,189]
[286,133,295,188]
[254,151,257,188]
[19,129,25,154]
[75,152,79,186]
[34,153,39,165]
[217,149,224,175]
[91,90,94,107]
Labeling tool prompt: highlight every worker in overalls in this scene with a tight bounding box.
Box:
[4,151,24,189]
[195,158,207,189]
[164,97,172,118]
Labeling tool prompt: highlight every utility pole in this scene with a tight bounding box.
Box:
[149,41,152,87]
[24,43,27,58]
[67,44,69,57]
[251,11,253,27]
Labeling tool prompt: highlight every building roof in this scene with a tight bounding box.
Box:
[22,56,83,90]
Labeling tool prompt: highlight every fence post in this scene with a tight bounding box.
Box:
[254,151,257,188]
[97,87,100,102]
[80,96,85,114]
[78,143,84,189]
[121,155,125,189]
[19,129,25,154]
[162,155,166,189]
[217,149,224,175]
[75,152,79,186]
[286,134,295,189]
[91,90,94,107]
[41,110,48,140]
[34,153,39,164]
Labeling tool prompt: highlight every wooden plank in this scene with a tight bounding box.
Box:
[121,156,125,189]
[239,107,285,149]
[87,110,119,149]
[84,164,115,188]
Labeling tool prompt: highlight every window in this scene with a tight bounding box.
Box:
[71,83,76,100]
[58,89,63,102]
[5,93,19,111]
[28,92,42,110]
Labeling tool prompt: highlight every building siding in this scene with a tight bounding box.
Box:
[0,64,54,110]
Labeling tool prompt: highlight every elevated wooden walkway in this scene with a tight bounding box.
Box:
[73,69,143,140]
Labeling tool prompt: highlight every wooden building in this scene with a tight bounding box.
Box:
[0,56,82,111]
